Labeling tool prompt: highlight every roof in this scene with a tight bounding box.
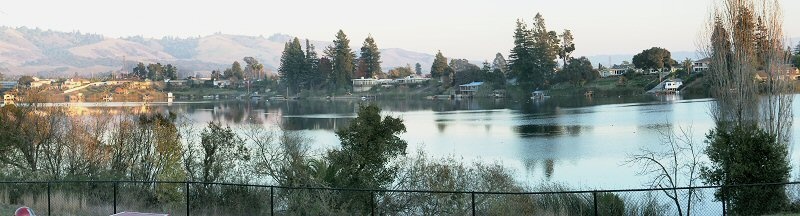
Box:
[694,57,711,63]
[610,64,634,70]
[459,82,484,87]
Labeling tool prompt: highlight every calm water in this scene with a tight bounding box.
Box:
[53,94,800,190]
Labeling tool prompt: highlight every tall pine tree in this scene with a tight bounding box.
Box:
[509,14,560,90]
[278,38,306,93]
[305,39,320,89]
[430,50,449,78]
[360,35,382,78]
[508,19,534,86]
[325,30,356,92]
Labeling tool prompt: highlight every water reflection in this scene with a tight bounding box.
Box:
[34,94,725,188]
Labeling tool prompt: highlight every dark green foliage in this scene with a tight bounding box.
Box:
[330,104,407,189]
[596,193,625,216]
[701,125,790,215]
[324,104,407,212]
[325,30,357,92]
[133,62,147,79]
[199,122,248,183]
[17,76,35,86]
[304,39,323,89]
[559,29,576,69]
[560,57,599,85]
[632,47,677,72]
[415,63,422,75]
[508,14,560,90]
[359,36,382,78]
[279,38,306,92]
[430,50,449,78]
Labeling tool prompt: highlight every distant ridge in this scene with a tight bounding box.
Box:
[0,27,436,77]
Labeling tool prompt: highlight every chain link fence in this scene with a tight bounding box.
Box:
[2,180,800,215]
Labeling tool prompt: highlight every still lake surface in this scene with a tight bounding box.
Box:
[59,94,800,190]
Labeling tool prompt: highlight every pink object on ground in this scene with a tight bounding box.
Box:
[15,207,36,216]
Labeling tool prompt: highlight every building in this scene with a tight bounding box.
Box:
[62,78,90,90]
[692,58,711,73]
[29,79,53,88]
[352,77,379,87]
[602,64,635,77]
[213,80,231,88]
[754,66,800,81]
[394,75,431,85]
[664,79,683,91]
[458,81,484,95]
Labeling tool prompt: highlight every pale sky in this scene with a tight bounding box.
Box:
[2,0,798,60]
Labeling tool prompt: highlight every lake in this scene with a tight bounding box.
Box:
[51,94,800,190]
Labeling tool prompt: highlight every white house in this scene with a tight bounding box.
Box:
[692,58,711,73]
[29,79,53,88]
[602,64,635,77]
[664,79,683,91]
[213,80,231,88]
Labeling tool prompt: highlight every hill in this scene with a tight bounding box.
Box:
[0,27,437,78]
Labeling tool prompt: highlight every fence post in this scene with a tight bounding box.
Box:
[471,192,476,216]
[47,181,51,216]
[113,181,118,214]
[592,191,598,216]
[185,182,190,216]
[270,186,274,216]
[371,191,376,216]
[721,185,727,216]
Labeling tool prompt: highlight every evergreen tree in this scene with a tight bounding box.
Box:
[530,13,560,88]
[492,53,508,73]
[305,39,320,88]
[231,61,244,80]
[430,50,449,78]
[508,19,534,86]
[318,57,333,89]
[559,29,576,69]
[146,63,164,80]
[279,38,306,92]
[414,63,422,76]
[359,35,382,78]
[133,62,147,79]
[164,64,178,80]
[325,30,356,92]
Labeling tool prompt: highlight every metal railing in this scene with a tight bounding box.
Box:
[1,180,800,215]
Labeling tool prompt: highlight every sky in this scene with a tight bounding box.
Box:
[1,0,798,61]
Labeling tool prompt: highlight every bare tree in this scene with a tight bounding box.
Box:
[702,0,793,141]
[628,126,703,216]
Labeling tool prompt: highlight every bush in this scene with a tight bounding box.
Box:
[701,124,790,215]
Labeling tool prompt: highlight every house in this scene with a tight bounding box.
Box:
[602,64,635,77]
[646,67,678,75]
[166,79,188,87]
[692,58,711,73]
[458,81,484,95]
[213,80,231,88]
[352,77,379,87]
[394,75,431,85]
[62,78,90,90]
[663,79,683,91]
[29,79,53,88]
[754,66,800,81]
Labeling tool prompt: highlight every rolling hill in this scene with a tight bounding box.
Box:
[0,27,436,78]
